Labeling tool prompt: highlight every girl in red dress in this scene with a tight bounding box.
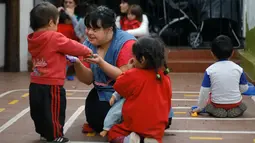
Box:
[108,35,172,143]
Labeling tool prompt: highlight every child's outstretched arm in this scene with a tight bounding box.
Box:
[55,33,92,57]
[193,71,211,112]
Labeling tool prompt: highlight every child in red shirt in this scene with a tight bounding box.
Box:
[121,4,143,31]
[57,9,79,81]
[28,2,92,143]
[107,35,172,143]
[57,9,78,41]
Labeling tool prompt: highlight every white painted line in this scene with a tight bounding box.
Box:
[0,89,28,98]
[67,97,198,101]
[165,129,255,134]
[0,89,199,98]
[172,107,190,109]
[64,105,85,134]
[70,141,109,143]
[0,107,30,133]
[252,96,255,102]
[173,117,255,121]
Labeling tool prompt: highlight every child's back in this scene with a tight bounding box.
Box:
[206,60,244,104]
[114,68,171,139]
[28,2,92,142]
[28,30,90,85]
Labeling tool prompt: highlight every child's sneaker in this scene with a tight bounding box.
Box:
[82,123,94,133]
[128,132,140,143]
[40,136,47,141]
[47,137,70,143]
[144,138,158,143]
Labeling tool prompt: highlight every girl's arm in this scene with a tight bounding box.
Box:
[126,14,149,37]
[113,69,140,98]
[115,16,121,28]
[74,19,85,39]
[86,55,123,80]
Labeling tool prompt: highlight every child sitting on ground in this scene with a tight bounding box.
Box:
[106,35,172,143]
[121,4,143,32]
[28,2,92,143]
[192,35,249,118]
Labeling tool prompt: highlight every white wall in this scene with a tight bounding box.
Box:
[20,0,34,71]
[0,4,6,68]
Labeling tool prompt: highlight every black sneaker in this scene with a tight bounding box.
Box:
[47,137,70,143]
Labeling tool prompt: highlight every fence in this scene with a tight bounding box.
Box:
[140,0,244,49]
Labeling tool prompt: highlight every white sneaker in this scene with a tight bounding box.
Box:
[144,138,158,143]
[40,136,47,141]
[129,132,140,143]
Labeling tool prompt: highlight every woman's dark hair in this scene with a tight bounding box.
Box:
[211,35,233,60]
[128,4,143,22]
[59,10,71,24]
[84,6,116,31]
[132,35,170,80]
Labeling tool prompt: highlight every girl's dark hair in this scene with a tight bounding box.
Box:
[84,6,116,31]
[59,10,71,24]
[132,34,170,80]
[128,4,143,22]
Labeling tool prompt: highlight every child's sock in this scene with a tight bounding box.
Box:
[124,132,140,143]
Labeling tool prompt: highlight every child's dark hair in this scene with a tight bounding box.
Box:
[30,2,59,31]
[75,2,97,18]
[128,5,143,22]
[132,35,170,80]
[211,35,233,60]
[59,10,71,24]
[84,6,116,31]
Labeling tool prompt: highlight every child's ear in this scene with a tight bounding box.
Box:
[141,56,146,64]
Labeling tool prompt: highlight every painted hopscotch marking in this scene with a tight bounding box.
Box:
[87,132,96,137]
[0,89,200,98]
[71,141,109,143]
[0,108,5,112]
[8,100,19,105]
[0,107,30,133]
[66,97,197,102]
[165,129,255,134]
[64,105,85,134]
[174,112,187,114]
[173,117,255,121]
[66,93,73,96]
[21,93,29,98]
[189,137,223,140]
[184,94,199,97]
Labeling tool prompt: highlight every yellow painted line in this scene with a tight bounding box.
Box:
[0,108,5,112]
[174,112,186,114]
[8,100,19,105]
[87,132,96,136]
[21,93,29,98]
[184,94,199,97]
[253,139,255,143]
[190,137,223,140]
[66,93,73,96]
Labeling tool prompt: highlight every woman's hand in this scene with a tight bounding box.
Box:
[85,54,104,65]
[65,7,75,17]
